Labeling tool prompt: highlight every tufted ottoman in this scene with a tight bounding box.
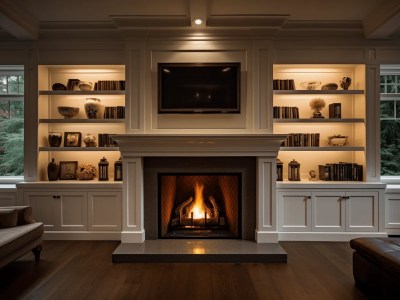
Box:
[350,237,400,299]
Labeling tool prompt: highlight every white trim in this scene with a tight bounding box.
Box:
[43,231,121,240]
[278,232,388,241]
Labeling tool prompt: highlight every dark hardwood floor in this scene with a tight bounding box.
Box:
[0,241,367,300]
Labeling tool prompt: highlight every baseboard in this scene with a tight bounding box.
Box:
[278,232,388,241]
[43,231,121,240]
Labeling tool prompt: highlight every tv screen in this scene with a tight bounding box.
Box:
[158,63,240,114]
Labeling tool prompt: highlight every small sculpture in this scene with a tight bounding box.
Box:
[309,170,317,181]
[340,77,352,90]
[309,98,326,118]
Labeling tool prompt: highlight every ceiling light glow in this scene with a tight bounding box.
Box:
[193,18,203,25]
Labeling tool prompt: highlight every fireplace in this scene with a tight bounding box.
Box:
[112,134,287,243]
[159,173,241,239]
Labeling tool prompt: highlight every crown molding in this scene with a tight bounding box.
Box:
[363,0,400,39]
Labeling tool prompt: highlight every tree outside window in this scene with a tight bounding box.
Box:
[0,68,24,177]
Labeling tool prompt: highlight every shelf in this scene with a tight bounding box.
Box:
[39,147,120,152]
[280,146,365,151]
[273,118,364,123]
[39,90,125,96]
[39,119,125,124]
[273,90,364,95]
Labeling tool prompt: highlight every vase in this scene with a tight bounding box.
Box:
[83,133,97,147]
[48,132,62,147]
[340,77,352,90]
[84,98,102,119]
[47,159,59,181]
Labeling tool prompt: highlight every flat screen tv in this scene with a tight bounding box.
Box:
[158,63,240,114]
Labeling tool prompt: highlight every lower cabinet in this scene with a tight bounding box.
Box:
[385,189,400,235]
[18,184,122,240]
[0,192,17,206]
[278,186,383,237]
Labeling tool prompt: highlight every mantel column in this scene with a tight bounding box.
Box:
[256,157,278,243]
[121,156,145,243]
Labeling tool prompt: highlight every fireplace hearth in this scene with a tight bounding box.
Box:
[159,174,241,239]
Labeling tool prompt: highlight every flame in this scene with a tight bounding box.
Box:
[191,181,207,219]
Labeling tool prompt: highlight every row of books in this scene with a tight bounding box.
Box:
[318,163,363,181]
[273,79,295,90]
[104,106,125,119]
[282,133,320,147]
[273,106,299,119]
[94,80,125,91]
[98,134,118,147]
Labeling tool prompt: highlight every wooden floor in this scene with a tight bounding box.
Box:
[0,241,367,300]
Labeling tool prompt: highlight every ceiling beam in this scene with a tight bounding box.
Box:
[0,0,39,40]
[363,0,400,39]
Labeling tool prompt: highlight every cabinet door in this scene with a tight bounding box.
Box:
[345,191,378,232]
[88,191,121,231]
[24,192,60,230]
[59,192,88,231]
[278,191,312,232]
[386,193,400,230]
[312,191,345,232]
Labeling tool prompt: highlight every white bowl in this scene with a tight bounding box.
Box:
[78,81,93,91]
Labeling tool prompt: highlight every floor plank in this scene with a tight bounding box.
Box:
[0,241,368,300]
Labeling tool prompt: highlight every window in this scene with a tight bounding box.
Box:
[0,66,24,179]
[380,66,400,178]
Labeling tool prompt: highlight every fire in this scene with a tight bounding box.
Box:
[191,182,207,219]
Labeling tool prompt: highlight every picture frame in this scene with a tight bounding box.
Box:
[59,161,78,180]
[64,132,81,147]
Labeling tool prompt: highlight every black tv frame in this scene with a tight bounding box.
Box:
[158,62,241,114]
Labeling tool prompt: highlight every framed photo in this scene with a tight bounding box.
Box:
[64,132,81,147]
[59,161,78,180]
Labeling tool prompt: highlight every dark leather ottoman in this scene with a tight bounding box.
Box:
[350,237,400,299]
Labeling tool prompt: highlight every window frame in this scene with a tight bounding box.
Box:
[380,66,400,184]
[0,66,24,183]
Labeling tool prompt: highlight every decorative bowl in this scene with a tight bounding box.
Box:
[52,83,67,91]
[57,106,79,119]
[78,81,93,91]
[300,81,321,90]
[328,135,348,146]
[321,83,338,90]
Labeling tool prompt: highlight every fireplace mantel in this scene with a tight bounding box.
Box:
[113,134,287,157]
[112,134,287,244]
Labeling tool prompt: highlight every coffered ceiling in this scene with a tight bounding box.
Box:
[0,0,399,40]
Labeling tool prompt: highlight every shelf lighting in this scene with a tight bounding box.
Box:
[193,18,203,26]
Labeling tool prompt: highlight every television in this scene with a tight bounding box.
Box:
[158,63,240,114]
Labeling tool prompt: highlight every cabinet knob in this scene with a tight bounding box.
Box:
[53,195,60,199]
[306,196,311,199]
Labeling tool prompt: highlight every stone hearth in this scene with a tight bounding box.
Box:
[112,134,286,244]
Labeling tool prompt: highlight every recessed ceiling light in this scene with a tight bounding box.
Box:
[193,18,203,25]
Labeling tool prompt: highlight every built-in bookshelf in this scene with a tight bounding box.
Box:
[273,64,366,182]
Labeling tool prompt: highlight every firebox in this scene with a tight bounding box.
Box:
[159,173,241,239]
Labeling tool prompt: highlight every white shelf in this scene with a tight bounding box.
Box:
[39,147,119,152]
[273,90,364,95]
[39,90,125,96]
[279,146,364,151]
[39,119,125,124]
[273,118,364,123]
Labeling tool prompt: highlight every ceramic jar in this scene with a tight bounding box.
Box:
[84,98,102,119]
[48,132,62,147]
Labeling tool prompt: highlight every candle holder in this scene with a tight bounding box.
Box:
[98,157,109,181]
[114,157,123,181]
[288,159,301,181]
[277,158,283,181]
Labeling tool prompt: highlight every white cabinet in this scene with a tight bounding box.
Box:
[277,183,385,240]
[24,191,88,231]
[0,191,17,206]
[385,188,400,235]
[18,183,122,240]
[88,191,121,231]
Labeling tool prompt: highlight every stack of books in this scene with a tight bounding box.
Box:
[318,163,363,181]
[282,133,320,147]
[273,106,299,119]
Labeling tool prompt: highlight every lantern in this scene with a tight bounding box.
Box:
[114,157,123,181]
[288,159,300,181]
[276,158,283,181]
[98,157,109,181]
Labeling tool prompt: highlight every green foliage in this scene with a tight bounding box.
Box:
[0,117,24,176]
[381,120,400,175]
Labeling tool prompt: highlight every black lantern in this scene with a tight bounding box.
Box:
[98,157,109,181]
[288,159,300,181]
[276,158,283,181]
[114,157,123,181]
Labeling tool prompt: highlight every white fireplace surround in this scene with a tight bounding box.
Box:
[113,134,286,243]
